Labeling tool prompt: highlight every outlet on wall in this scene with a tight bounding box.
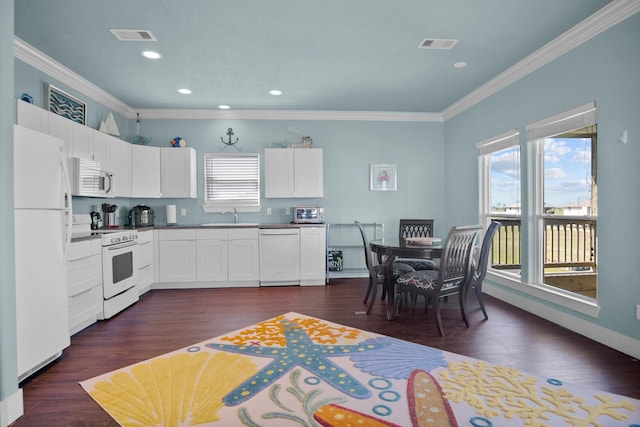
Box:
[636,304,640,321]
[180,208,186,217]
[266,207,272,215]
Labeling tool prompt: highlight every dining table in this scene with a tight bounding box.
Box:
[369,238,444,320]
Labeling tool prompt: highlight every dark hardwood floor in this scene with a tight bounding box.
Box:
[13,278,640,426]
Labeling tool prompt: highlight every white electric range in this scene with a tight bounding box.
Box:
[71,214,139,319]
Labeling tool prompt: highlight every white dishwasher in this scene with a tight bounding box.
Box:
[259,228,300,286]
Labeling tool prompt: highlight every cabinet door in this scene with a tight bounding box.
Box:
[93,132,114,172]
[294,149,323,197]
[131,145,161,197]
[67,120,93,160]
[161,147,197,198]
[300,227,326,284]
[229,234,260,281]
[17,100,48,132]
[264,148,294,198]
[158,240,197,282]
[114,139,132,197]
[197,238,228,281]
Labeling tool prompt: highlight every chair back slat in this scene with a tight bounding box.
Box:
[473,221,502,282]
[438,225,482,289]
[399,219,434,243]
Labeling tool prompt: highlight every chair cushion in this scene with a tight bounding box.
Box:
[396,270,461,293]
[374,262,415,281]
[399,259,437,271]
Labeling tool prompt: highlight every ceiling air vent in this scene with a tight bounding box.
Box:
[417,38,458,50]
[110,29,157,41]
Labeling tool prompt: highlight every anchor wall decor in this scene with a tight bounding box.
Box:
[221,128,239,146]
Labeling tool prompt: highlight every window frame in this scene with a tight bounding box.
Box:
[202,152,261,213]
[477,129,521,280]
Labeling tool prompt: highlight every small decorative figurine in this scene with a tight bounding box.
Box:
[170,137,186,147]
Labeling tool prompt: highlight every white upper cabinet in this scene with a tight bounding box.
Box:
[160,147,197,198]
[131,144,161,198]
[264,148,323,198]
[113,138,132,197]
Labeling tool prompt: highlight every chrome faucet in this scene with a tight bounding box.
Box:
[223,208,239,223]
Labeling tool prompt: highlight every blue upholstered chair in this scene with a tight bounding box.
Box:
[395,224,482,336]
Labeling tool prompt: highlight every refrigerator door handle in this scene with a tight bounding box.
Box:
[60,149,73,254]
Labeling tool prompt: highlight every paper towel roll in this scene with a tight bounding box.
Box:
[166,205,177,225]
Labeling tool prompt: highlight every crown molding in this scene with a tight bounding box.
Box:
[135,108,442,122]
[14,37,133,118]
[442,0,640,121]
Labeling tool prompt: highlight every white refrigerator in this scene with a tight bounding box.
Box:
[14,125,72,381]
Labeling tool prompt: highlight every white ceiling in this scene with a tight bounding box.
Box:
[15,0,615,114]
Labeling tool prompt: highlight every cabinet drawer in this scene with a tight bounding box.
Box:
[67,253,102,297]
[159,229,197,240]
[137,240,153,268]
[229,228,259,239]
[196,229,227,240]
[138,264,154,288]
[68,285,102,335]
[67,238,101,260]
[137,229,153,243]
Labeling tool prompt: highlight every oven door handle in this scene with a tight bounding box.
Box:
[107,242,138,250]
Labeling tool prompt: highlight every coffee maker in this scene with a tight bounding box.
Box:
[90,206,101,230]
[101,203,118,228]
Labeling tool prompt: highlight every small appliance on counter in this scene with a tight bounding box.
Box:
[166,204,177,226]
[130,205,154,228]
[102,203,118,228]
[293,206,324,224]
[90,207,101,230]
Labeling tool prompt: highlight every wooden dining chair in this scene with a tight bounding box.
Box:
[465,221,501,320]
[354,221,415,314]
[398,219,438,270]
[395,224,482,336]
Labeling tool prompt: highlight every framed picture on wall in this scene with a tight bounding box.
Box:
[370,163,397,191]
[45,83,86,125]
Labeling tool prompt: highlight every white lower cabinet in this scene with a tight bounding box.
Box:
[196,229,228,281]
[158,229,197,283]
[300,227,327,286]
[228,229,260,283]
[67,239,103,336]
[157,228,259,288]
[136,230,154,294]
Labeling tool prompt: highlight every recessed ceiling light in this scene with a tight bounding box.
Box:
[218,105,231,110]
[178,88,192,94]
[454,61,467,68]
[269,89,283,96]
[142,50,161,59]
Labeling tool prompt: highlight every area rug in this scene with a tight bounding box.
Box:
[80,312,640,426]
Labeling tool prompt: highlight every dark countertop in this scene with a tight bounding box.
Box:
[71,223,326,242]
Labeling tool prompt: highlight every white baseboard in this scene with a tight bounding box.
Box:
[0,388,23,427]
[485,283,640,360]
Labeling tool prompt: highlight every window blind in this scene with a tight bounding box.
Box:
[476,129,520,155]
[204,153,260,207]
[526,101,596,140]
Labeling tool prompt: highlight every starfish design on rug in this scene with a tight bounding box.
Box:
[206,319,389,406]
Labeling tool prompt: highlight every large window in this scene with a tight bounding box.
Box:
[528,102,597,299]
[203,153,260,212]
[478,130,521,279]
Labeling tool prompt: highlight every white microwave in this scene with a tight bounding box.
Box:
[70,157,115,197]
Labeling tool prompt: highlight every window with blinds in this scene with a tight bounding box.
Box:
[204,153,260,209]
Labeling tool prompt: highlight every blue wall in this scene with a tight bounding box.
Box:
[444,13,640,339]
